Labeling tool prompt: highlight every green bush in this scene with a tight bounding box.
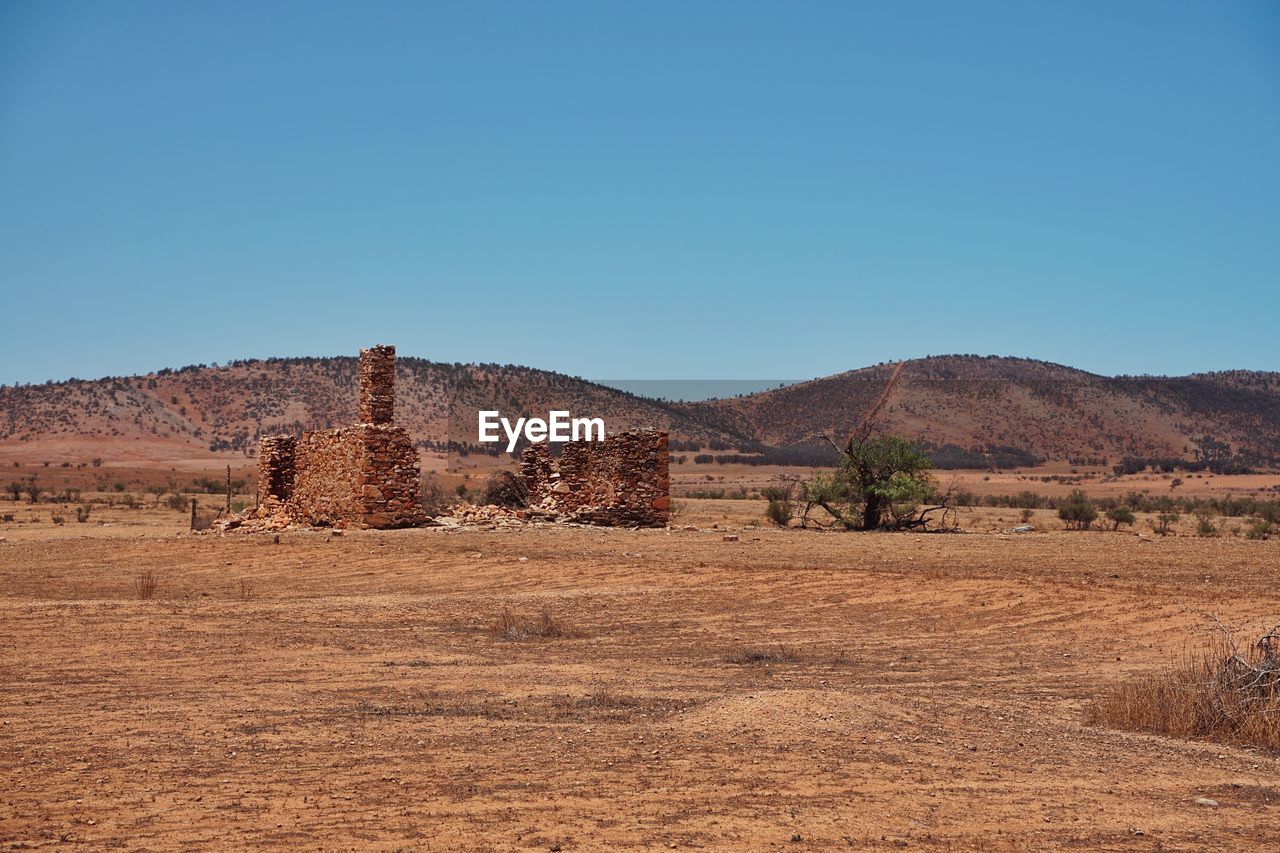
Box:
[1058,490,1098,530]
[1245,519,1274,540]
[765,499,792,527]
[1105,506,1135,530]
[799,435,934,530]
[1195,509,1218,537]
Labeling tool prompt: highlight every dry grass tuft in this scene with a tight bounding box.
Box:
[135,571,158,600]
[190,507,219,531]
[492,607,578,641]
[479,470,528,508]
[1090,625,1280,749]
[726,645,796,665]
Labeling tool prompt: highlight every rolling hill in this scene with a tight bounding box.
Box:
[0,357,747,462]
[681,356,1280,465]
[1,354,1277,468]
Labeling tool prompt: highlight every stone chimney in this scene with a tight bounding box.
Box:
[358,345,396,425]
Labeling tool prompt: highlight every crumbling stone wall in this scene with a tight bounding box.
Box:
[288,428,365,522]
[255,345,423,529]
[257,435,297,508]
[521,430,669,527]
[288,424,422,528]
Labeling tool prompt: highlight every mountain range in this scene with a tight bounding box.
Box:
[2,355,1277,467]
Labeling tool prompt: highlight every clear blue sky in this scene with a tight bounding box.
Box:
[2,0,1277,385]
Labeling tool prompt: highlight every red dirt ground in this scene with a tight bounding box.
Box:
[3,516,1280,849]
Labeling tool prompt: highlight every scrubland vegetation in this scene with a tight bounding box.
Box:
[1092,620,1280,750]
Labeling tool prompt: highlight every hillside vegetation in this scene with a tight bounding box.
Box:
[2,354,1277,467]
[683,356,1280,465]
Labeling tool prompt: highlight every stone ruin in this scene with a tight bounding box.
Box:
[520,430,669,527]
[244,344,670,531]
[256,345,424,529]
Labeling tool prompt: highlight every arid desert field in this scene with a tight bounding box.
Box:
[3,499,1280,850]
[6,0,1279,847]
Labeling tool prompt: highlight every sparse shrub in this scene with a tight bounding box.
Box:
[1014,491,1047,509]
[1152,512,1180,536]
[1019,508,1034,524]
[492,607,576,641]
[726,645,796,665]
[1105,506,1135,531]
[1058,490,1097,530]
[238,579,255,600]
[1090,624,1280,749]
[190,507,219,531]
[51,514,65,525]
[686,488,726,499]
[454,483,469,499]
[420,472,449,515]
[190,476,245,494]
[1,513,13,522]
[166,493,188,511]
[1245,519,1274,541]
[5,482,21,501]
[135,572,158,599]
[1195,509,1218,537]
[765,499,792,527]
[480,470,528,508]
[75,504,92,523]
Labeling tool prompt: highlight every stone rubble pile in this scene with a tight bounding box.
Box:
[212,500,572,534]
